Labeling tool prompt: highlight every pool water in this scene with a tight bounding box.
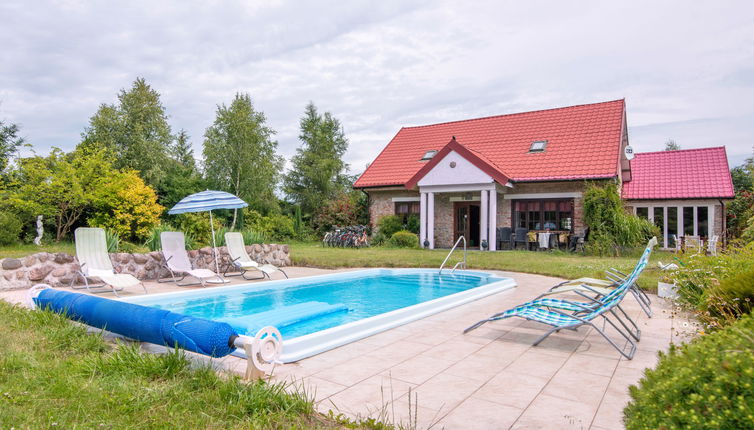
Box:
[125,269,515,362]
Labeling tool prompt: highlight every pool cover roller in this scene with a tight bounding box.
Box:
[33,288,238,358]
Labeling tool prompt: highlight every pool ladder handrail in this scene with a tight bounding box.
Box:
[439,235,467,275]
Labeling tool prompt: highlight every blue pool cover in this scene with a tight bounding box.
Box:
[217,301,348,334]
[34,289,238,357]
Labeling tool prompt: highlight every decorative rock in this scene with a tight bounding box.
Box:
[0,243,288,291]
[53,253,73,264]
[2,258,22,270]
[29,265,53,281]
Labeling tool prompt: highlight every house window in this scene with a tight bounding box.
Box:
[667,207,678,247]
[529,140,547,152]
[683,206,695,236]
[394,201,420,222]
[513,199,573,231]
[632,205,712,249]
[420,150,438,161]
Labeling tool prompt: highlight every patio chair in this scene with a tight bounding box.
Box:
[670,234,682,253]
[538,237,658,318]
[707,235,719,256]
[497,227,512,250]
[223,232,288,280]
[684,236,702,253]
[159,231,223,287]
[463,267,643,359]
[513,228,528,250]
[71,227,147,297]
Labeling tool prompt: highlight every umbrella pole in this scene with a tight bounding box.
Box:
[209,210,221,275]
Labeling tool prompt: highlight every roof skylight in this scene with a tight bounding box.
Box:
[529,140,547,153]
[420,150,438,161]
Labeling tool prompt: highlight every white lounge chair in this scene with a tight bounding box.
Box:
[224,232,288,280]
[159,231,223,287]
[72,227,147,297]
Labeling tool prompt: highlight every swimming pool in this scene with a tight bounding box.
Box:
[124,269,516,362]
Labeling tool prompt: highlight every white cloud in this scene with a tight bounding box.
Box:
[0,0,752,173]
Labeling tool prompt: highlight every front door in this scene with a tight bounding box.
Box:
[454,202,480,247]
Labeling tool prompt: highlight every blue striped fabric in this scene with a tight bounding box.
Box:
[488,239,655,326]
[168,190,248,214]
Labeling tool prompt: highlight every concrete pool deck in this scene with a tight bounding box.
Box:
[0,267,691,429]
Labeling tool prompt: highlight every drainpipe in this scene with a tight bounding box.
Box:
[359,188,371,229]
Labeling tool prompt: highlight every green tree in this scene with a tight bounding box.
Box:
[664,139,681,151]
[79,77,172,188]
[158,129,205,208]
[203,93,283,225]
[89,169,164,241]
[283,102,350,216]
[730,150,754,193]
[4,149,114,241]
[0,119,24,174]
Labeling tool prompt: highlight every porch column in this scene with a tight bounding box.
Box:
[427,192,435,249]
[488,189,497,251]
[420,192,427,248]
[480,189,488,249]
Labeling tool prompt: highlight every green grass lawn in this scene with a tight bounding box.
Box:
[0,242,76,259]
[0,301,348,429]
[290,242,668,292]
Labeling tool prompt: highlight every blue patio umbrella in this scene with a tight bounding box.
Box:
[168,190,248,276]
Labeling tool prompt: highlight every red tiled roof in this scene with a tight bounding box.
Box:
[622,147,734,200]
[354,99,626,188]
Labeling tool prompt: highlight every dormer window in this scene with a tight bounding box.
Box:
[420,150,438,161]
[529,140,547,153]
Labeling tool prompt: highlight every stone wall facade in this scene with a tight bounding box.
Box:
[366,181,594,248]
[0,244,290,291]
[368,189,421,228]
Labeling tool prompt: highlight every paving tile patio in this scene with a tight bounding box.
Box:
[0,266,688,429]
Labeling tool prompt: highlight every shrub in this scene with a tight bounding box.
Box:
[244,209,295,240]
[311,192,362,234]
[119,241,148,254]
[405,214,420,234]
[672,242,754,328]
[377,215,403,238]
[88,170,164,241]
[104,229,120,253]
[0,211,23,245]
[583,182,659,256]
[241,229,268,245]
[701,268,754,329]
[387,230,418,248]
[172,213,215,246]
[624,313,754,429]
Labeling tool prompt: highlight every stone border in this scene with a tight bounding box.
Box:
[0,244,290,291]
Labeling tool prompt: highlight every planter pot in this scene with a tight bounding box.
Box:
[658,281,679,299]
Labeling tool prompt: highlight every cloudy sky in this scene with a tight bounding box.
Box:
[1,0,753,175]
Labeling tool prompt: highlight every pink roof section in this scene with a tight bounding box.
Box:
[354,99,626,188]
[621,147,734,200]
